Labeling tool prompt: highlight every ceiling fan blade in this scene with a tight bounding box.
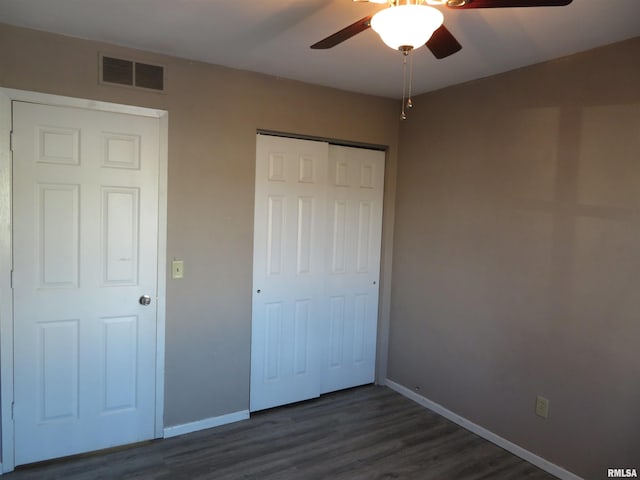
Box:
[310,16,372,49]
[449,0,572,8]
[426,25,462,59]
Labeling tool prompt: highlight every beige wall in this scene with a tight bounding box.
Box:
[389,37,640,480]
[0,23,399,429]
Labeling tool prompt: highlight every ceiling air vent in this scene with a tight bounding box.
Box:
[100,54,165,92]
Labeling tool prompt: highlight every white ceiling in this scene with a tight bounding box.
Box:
[1,0,639,98]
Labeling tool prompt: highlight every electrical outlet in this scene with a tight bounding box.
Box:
[535,395,549,419]
[172,260,184,279]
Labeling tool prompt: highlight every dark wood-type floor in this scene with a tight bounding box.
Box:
[6,385,557,480]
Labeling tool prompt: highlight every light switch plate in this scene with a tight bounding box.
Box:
[172,260,184,279]
[535,395,549,419]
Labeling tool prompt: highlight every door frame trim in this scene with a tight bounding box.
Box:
[0,88,169,473]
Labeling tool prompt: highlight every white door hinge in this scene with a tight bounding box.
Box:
[9,130,13,152]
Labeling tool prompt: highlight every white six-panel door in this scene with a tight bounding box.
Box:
[321,145,384,394]
[251,135,328,412]
[251,134,384,412]
[12,102,160,465]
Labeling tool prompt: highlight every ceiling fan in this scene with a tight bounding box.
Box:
[311,0,573,59]
[311,0,573,119]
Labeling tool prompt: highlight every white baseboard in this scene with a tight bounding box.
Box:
[163,410,249,439]
[383,379,584,480]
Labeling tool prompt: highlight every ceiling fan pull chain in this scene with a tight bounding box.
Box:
[401,51,408,120]
[407,48,414,110]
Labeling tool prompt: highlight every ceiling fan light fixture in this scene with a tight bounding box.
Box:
[371,4,444,51]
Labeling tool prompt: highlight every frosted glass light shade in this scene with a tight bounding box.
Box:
[371,5,444,51]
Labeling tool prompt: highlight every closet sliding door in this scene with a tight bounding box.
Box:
[250,134,384,412]
[250,135,328,412]
[322,145,384,394]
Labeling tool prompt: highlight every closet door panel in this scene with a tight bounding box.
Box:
[322,145,385,394]
[251,135,327,412]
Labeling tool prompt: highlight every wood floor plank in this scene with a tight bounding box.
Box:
[6,386,557,480]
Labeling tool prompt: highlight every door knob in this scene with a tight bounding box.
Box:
[139,295,152,306]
